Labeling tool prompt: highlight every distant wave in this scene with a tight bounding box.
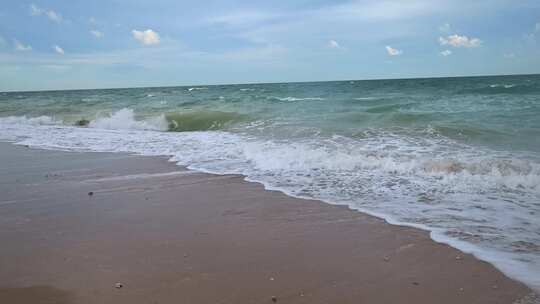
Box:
[461,83,540,94]
[188,87,208,91]
[353,97,379,101]
[490,84,516,89]
[269,96,325,102]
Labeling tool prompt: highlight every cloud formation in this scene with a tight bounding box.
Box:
[385,46,402,56]
[53,45,65,55]
[29,4,62,23]
[439,23,451,32]
[206,11,277,27]
[504,53,515,58]
[90,30,104,38]
[14,40,32,51]
[439,34,481,48]
[440,50,452,56]
[328,40,343,49]
[132,29,160,46]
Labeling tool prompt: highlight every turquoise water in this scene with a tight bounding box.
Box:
[1,74,540,289]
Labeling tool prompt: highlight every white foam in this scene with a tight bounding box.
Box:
[354,97,378,101]
[490,84,516,89]
[0,115,59,125]
[89,108,168,131]
[272,96,325,101]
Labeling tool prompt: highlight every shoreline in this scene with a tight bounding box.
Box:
[0,142,536,303]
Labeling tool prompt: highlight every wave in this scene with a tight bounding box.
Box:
[434,125,509,140]
[364,103,416,114]
[490,84,516,89]
[461,83,540,95]
[89,108,168,131]
[165,111,251,132]
[269,96,325,102]
[0,108,251,133]
[188,87,208,91]
[353,97,379,101]
[240,139,540,192]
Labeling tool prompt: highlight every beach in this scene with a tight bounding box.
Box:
[0,142,535,303]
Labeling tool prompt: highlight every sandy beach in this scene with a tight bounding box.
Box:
[0,142,536,304]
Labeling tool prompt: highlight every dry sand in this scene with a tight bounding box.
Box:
[0,143,536,303]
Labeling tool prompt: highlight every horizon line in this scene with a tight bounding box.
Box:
[2,72,539,94]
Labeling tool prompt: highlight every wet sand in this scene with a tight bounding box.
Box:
[0,143,535,303]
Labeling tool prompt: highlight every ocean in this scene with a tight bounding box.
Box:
[1,74,539,290]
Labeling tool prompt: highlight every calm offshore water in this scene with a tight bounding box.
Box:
[1,75,540,289]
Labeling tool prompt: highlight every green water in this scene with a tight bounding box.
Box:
[1,74,539,152]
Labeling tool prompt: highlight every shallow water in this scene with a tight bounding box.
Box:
[1,75,540,290]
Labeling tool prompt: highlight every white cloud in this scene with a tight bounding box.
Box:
[89,17,97,24]
[29,4,42,16]
[29,4,62,23]
[439,23,451,32]
[14,40,32,51]
[90,30,104,39]
[132,29,160,46]
[535,22,540,32]
[53,45,65,55]
[46,10,62,23]
[328,0,444,22]
[385,46,402,56]
[328,40,342,49]
[440,49,452,56]
[206,11,278,27]
[439,34,481,48]
[41,64,71,71]
[504,53,515,59]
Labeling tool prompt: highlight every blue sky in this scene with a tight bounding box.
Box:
[1,0,539,91]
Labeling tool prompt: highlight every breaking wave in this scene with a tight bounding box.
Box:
[0,108,251,133]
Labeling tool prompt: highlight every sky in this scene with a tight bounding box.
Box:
[0,0,540,91]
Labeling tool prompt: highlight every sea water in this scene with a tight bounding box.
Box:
[1,74,539,290]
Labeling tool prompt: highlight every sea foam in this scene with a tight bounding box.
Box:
[89,108,168,131]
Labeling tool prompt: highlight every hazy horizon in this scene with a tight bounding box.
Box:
[2,72,539,93]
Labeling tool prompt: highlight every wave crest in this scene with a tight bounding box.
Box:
[89,108,168,131]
